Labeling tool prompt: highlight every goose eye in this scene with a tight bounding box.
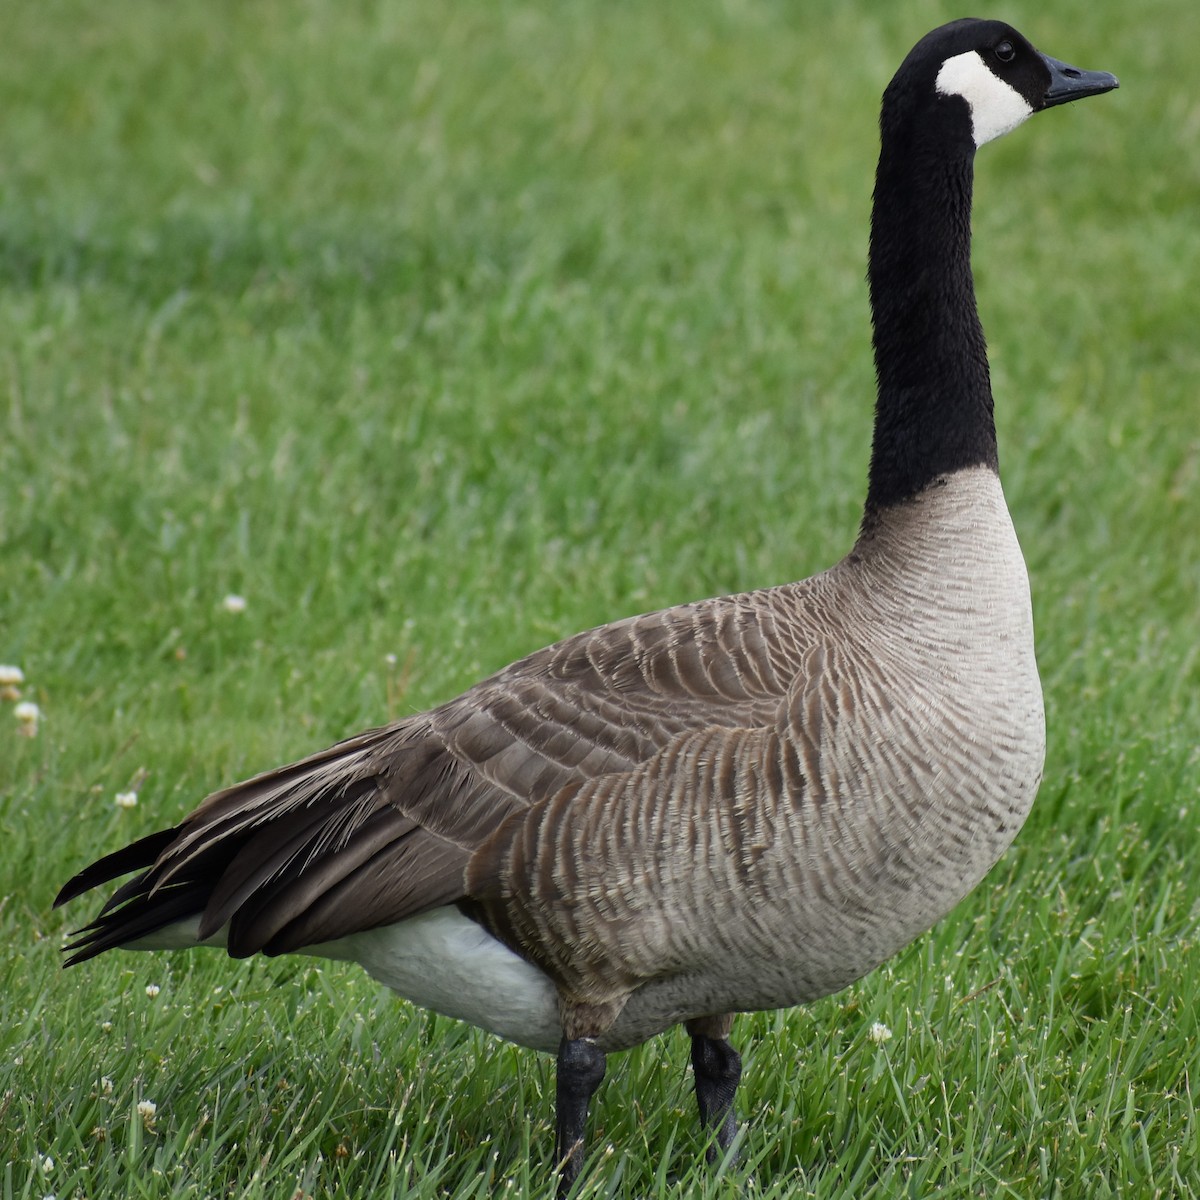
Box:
[994,40,1016,63]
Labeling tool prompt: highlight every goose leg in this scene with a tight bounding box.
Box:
[555,1036,607,1196]
[686,1015,741,1164]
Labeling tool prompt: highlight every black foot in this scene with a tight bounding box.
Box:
[556,1036,607,1196]
[691,1033,742,1164]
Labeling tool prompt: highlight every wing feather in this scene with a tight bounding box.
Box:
[57,585,816,963]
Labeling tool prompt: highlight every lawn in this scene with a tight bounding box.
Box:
[2,0,1198,1197]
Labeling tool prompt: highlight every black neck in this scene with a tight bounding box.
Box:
[863,126,997,518]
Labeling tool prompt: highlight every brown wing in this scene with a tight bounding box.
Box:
[57,584,814,963]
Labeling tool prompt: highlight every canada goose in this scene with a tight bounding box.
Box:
[56,18,1116,1192]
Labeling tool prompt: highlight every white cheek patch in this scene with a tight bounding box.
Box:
[936,50,1033,146]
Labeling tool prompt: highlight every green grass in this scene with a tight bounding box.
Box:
[2,0,1199,1196]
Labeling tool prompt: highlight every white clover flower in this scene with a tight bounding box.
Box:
[101,1021,113,1033]
[221,593,247,614]
[137,1099,158,1129]
[145,984,161,998]
[100,1076,114,1095]
[14,700,40,737]
[115,791,139,809]
[868,1021,893,1045]
[37,1153,54,1174]
[0,668,23,701]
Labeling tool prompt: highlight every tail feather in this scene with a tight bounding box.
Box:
[54,828,180,910]
[62,882,210,966]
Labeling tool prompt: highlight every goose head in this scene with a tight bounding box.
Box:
[884,18,1119,151]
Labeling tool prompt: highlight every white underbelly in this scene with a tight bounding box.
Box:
[133,909,563,1052]
[312,908,563,1052]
